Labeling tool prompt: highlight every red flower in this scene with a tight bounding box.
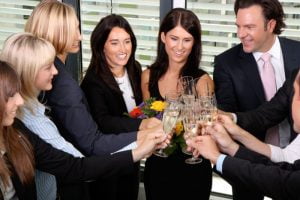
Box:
[129,107,143,118]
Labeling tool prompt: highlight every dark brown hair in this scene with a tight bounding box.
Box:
[149,8,204,89]
[234,0,286,34]
[88,14,142,101]
[0,61,34,188]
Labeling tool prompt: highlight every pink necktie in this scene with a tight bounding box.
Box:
[260,53,276,100]
[260,53,279,146]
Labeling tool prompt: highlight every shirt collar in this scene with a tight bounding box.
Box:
[253,36,281,62]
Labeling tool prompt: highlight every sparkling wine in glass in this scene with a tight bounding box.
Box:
[199,95,218,135]
[154,103,180,158]
[182,105,202,164]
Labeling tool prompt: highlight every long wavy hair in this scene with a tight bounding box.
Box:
[0,61,34,188]
[88,14,142,100]
[149,8,203,89]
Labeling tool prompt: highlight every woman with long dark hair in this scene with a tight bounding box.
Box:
[141,8,214,200]
[25,2,164,199]
[82,14,160,134]
[81,14,160,200]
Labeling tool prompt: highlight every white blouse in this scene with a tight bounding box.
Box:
[114,69,136,112]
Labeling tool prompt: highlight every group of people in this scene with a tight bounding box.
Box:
[0,1,167,200]
[0,0,300,199]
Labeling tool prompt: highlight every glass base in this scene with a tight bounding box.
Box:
[153,149,168,158]
[181,146,192,155]
[185,157,202,164]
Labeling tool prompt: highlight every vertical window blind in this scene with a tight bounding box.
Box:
[80,0,160,71]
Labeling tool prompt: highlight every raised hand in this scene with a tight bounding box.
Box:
[217,114,244,140]
[133,124,170,161]
[139,117,161,130]
[137,121,162,143]
[216,109,234,120]
[205,122,239,156]
[186,135,221,164]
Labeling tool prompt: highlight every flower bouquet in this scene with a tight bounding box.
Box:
[127,97,186,156]
[128,97,165,119]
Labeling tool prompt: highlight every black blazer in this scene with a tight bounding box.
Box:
[11,119,134,200]
[222,146,300,200]
[214,37,300,140]
[214,37,300,112]
[237,69,298,141]
[81,66,143,134]
[43,57,137,156]
[80,66,142,200]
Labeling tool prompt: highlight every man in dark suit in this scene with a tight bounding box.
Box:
[187,136,300,200]
[214,0,300,142]
[213,0,300,199]
[187,68,300,198]
[236,68,298,141]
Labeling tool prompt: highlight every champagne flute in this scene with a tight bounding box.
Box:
[182,104,202,164]
[178,76,196,105]
[179,116,192,156]
[154,92,181,158]
[193,77,213,98]
[199,95,218,135]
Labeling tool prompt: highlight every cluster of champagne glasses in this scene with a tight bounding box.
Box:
[154,76,218,165]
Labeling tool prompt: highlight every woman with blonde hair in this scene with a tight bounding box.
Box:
[0,58,167,200]
[25,1,80,61]
[0,32,85,200]
[25,1,165,199]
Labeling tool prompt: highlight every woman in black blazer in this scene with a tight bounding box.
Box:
[80,15,161,200]
[0,60,167,200]
[81,14,160,134]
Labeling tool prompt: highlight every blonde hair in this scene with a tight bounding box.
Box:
[25,1,78,54]
[0,33,55,105]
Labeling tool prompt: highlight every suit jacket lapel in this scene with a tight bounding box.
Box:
[280,37,297,78]
[239,49,265,103]
[111,87,128,113]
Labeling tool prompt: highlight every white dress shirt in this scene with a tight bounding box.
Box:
[253,36,290,147]
[269,134,300,163]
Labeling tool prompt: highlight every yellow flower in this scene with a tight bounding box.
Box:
[175,121,184,136]
[150,101,166,112]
